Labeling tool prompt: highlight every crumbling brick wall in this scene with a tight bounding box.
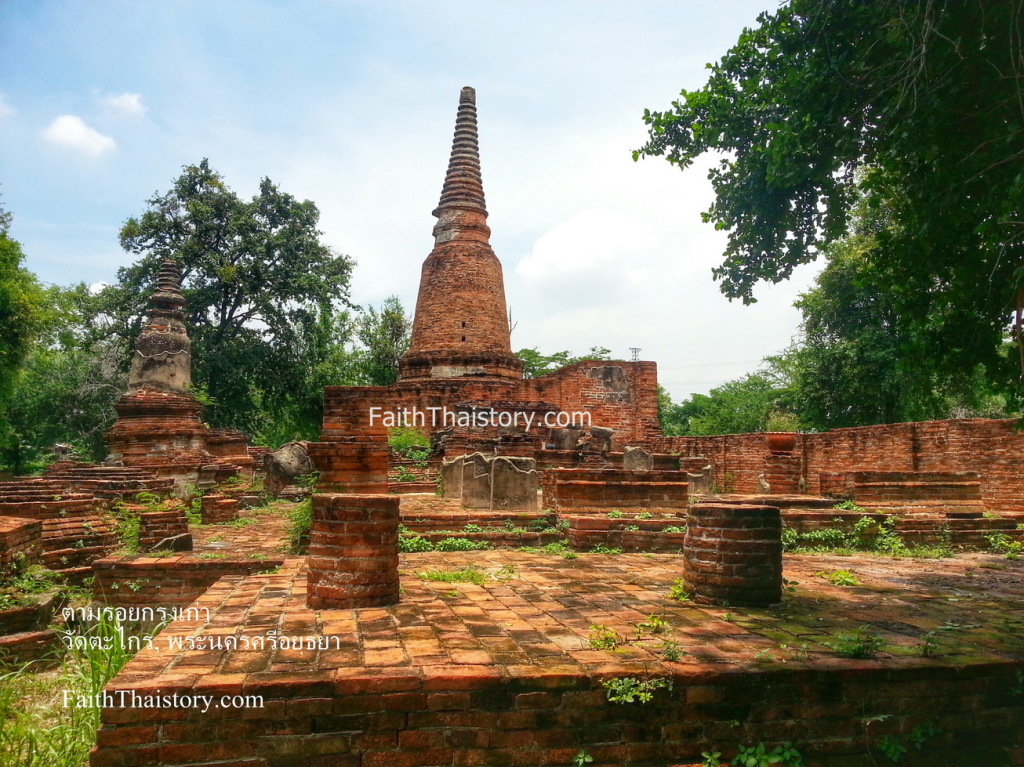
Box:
[321,360,660,449]
[654,419,1024,514]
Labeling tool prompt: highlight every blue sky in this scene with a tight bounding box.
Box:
[0,0,818,402]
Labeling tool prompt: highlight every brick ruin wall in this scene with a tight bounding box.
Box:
[653,419,1024,515]
[89,663,1024,767]
[520,360,661,444]
[0,516,42,573]
[322,360,661,447]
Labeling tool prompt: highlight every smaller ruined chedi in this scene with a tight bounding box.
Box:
[105,259,214,486]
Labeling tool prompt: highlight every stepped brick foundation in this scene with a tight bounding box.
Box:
[42,463,176,500]
[92,554,282,609]
[683,503,782,606]
[0,591,63,665]
[0,516,42,573]
[0,486,118,579]
[104,391,214,489]
[542,468,689,509]
[307,494,400,609]
[566,513,687,552]
[821,470,986,514]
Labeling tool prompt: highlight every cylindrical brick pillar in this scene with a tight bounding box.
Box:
[306,494,400,609]
[306,438,389,494]
[683,503,782,606]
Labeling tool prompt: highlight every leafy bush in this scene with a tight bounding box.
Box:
[587,625,623,650]
[985,532,1023,559]
[0,563,63,610]
[814,569,859,586]
[398,534,434,553]
[111,502,142,555]
[668,578,690,602]
[781,515,934,557]
[833,499,866,512]
[387,426,429,456]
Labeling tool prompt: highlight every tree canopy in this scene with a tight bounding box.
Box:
[357,296,412,386]
[516,347,612,379]
[636,0,1024,395]
[0,205,48,458]
[101,159,356,438]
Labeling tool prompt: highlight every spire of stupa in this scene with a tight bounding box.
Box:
[399,87,522,381]
[431,86,492,246]
[146,259,187,324]
[126,258,193,394]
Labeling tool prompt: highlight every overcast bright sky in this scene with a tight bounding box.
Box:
[0,0,820,403]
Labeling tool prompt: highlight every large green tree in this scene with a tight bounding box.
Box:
[103,159,355,438]
[789,187,1015,429]
[0,205,48,464]
[357,296,411,386]
[2,283,131,471]
[637,0,1024,397]
[0,208,46,404]
[666,360,797,436]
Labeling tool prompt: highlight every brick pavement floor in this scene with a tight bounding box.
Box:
[117,549,1024,682]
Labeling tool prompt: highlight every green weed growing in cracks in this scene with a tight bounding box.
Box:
[602,676,672,704]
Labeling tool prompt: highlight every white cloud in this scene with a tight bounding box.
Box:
[43,115,116,156]
[101,92,145,117]
[0,93,13,124]
[516,208,660,290]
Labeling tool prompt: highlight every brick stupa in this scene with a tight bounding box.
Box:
[316,87,661,457]
[399,86,523,381]
[105,259,214,487]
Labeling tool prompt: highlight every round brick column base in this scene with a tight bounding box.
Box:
[306,494,400,609]
[683,503,782,607]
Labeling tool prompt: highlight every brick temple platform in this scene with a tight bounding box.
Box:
[91,551,1024,767]
[92,503,291,609]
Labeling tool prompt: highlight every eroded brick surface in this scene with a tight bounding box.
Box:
[656,419,1024,516]
[307,494,400,609]
[91,551,1024,766]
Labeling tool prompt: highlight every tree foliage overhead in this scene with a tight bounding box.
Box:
[103,159,356,437]
[637,0,1024,391]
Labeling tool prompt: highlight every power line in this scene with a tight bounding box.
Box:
[659,358,763,370]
